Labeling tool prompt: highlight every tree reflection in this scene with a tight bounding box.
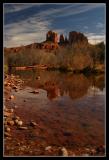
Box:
[11,70,105,100]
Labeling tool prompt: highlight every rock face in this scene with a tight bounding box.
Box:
[69,31,88,45]
[59,34,65,44]
[39,42,59,50]
[46,30,58,43]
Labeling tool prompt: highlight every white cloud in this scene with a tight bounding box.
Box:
[96,22,104,29]
[4,3,44,14]
[51,3,104,18]
[4,3,105,47]
[85,32,105,44]
[4,17,52,47]
[84,26,88,29]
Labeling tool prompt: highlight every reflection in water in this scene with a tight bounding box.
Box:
[10,69,105,150]
[11,69,105,100]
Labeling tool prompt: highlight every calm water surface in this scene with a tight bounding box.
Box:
[10,70,105,148]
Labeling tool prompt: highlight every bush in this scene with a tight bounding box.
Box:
[4,64,8,73]
[4,41,105,71]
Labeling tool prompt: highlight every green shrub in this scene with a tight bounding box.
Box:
[4,64,8,73]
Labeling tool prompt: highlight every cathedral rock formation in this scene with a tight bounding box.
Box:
[46,30,58,43]
[5,30,89,53]
[69,31,88,45]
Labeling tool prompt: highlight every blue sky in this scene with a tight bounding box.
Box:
[4,3,105,47]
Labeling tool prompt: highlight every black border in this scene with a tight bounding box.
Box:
[1,1,108,159]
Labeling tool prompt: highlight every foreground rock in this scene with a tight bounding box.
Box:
[58,147,68,156]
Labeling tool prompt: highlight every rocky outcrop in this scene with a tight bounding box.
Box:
[69,31,88,45]
[46,30,58,43]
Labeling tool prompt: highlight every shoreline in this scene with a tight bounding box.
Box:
[8,64,105,75]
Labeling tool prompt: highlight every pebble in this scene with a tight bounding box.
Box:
[9,95,15,100]
[6,137,12,140]
[90,149,96,154]
[4,108,13,113]
[10,109,14,113]
[32,90,39,94]
[82,154,89,156]
[12,86,18,89]
[4,112,13,117]
[14,119,19,124]
[13,116,20,120]
[5,132,11,137]
[36,76,40,80]
[59,147,68,156]
[85,148,90,152]
[5,127,11,132]
[45,146,52,151]
[13,105,18,109]
[30,121,38,127]
[18,126,28,130]
[17,120,23,126]
[7,120,15,126]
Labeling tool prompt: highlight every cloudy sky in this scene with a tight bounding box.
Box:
[4,3,105,47]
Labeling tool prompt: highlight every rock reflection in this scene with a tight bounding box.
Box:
[12,70,105,100]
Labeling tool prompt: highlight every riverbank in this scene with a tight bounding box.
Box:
[8,63,105,75]
[4,74,105,156]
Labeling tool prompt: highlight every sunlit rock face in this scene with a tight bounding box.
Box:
[69,31,88,45]
[46,30,58,43]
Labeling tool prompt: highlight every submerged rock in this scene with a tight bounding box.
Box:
[7,120,14,126]
[12,86,18,89]
[4,111,13,117]
[9,95,15,100]
[18,126,28,130]
[14,119,19,125]
[30,90,39,94]
[45,146,52,151]
[5,127,11,132]
[17,120,23,126]
[30,121,38,127]
[4,132,11,137]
